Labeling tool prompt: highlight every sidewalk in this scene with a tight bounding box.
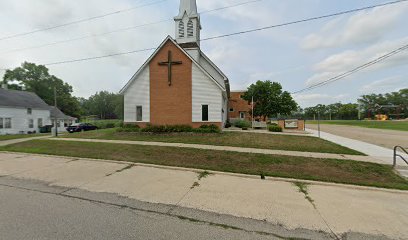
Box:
[50,137,384,164]
[0,152,407,239]
[0,135,51,147]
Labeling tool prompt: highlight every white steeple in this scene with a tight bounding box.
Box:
[174,0,201,48]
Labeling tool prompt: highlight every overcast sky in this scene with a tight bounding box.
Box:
[0,0,407,107]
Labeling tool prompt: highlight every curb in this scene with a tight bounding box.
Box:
[1,150,407,195]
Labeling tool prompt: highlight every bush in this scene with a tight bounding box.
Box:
[86,120,123,129]
[269,123,278,126]
[195,124,221,133]
[268,125,283,132]
[233,120,251,128]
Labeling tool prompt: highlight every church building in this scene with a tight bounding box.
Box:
[120,0,230,128]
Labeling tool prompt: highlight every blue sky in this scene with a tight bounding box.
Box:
[0,0,407,107]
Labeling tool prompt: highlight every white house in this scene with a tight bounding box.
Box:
[120,0,230,128]
[0,87,75,135]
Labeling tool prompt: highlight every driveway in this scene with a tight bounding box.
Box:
[307,124,408,150]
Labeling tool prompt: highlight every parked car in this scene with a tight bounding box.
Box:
[66,123,98,133]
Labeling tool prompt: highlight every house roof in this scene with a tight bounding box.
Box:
[120,36,228,94]
[0,88,50,110]
[49,106,75,120]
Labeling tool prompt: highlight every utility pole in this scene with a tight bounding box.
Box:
[54,87,58,137]
[317,110,321,138]
[251,96,254,129]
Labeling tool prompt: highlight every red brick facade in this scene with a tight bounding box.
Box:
[228,91,252,121]
[150,41,193,126]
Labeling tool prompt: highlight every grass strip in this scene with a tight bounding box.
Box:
[1,140,407,190]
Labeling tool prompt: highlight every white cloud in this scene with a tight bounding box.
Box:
[306,37,408,87]
[360,75,408,94]
[294,93,349,107]
[301,2,408,49]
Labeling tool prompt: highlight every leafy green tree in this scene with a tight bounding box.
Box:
[80,91,123,120]
[242,81,298,120]
[1,62,81,117]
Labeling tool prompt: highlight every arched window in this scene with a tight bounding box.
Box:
[179,21,185,38]
[187,20,194,37]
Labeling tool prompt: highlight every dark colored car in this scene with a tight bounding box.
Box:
[66,123,98,133]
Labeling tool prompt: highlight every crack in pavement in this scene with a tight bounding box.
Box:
[293,182,340,240]
[0,182,310,240]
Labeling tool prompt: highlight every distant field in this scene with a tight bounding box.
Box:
[306,120,408,131]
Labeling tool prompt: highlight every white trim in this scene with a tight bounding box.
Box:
[120,36,226,94]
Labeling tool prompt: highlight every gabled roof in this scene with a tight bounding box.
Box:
[120,36,226,94]
[49,106,75,120]
[0,88,50,110]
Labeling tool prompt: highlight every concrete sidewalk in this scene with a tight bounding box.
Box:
[0,135,51,147]
[50,137,384,164]
[0,152,407,239]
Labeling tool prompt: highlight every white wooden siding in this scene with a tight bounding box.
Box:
[192,64,222,123]
[0,107,51,135]
[124,66,150,123]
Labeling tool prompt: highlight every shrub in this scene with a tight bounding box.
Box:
[117,124,140,132]
[269,123,278,126]
[233,120,251,128]
[225,121,232,128]
[87,120,123,129]
[195,124,221,133]
[268,125,283,132]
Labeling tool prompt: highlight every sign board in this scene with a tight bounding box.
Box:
[284,119,298,129]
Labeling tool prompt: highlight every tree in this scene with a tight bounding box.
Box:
[242,81,298,120]
[80,91,123,120]
[2,62,81,117]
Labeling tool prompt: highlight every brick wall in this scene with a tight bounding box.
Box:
[150,41,193,126]
[228,91,252,121]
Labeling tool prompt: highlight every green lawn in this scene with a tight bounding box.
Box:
[0,134,46,141]
[306,120,408,131]
[1,140,407,190]
[62,128,363,155]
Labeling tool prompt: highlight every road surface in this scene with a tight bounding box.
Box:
[307,124,408,149]
[0,177,334,240]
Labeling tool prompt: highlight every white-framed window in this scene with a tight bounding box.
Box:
[0,118,3,129]
[240,112,246,119]
[38,118,43,127]
[187,20,194,37]
[5,118,11,129]
[136,106,143,122]
[179,21,185,38]
[202,105,209,122]
[29,119,34,128]
[27,108,32,115]
[229,108,234,112]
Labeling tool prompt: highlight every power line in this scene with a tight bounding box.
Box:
[292,43,408,94]
[1,0,407,70]
[0,0,263,55]
[0,0,166,42]
[202,0,408,41]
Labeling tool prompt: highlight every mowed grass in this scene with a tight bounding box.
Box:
[1,140,407,190]
[63,129,363,155]
[0,134,46,141]
[307,120,408,131]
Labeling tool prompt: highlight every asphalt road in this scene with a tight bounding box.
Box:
[0,177,337,240]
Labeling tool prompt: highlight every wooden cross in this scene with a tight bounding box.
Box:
[158,50,182,86]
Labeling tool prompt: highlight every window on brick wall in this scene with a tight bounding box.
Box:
[229,108,234,112]
[202,105,209,121]
[136,106,143,122]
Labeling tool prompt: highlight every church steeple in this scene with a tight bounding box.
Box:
[174,0,201,48]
